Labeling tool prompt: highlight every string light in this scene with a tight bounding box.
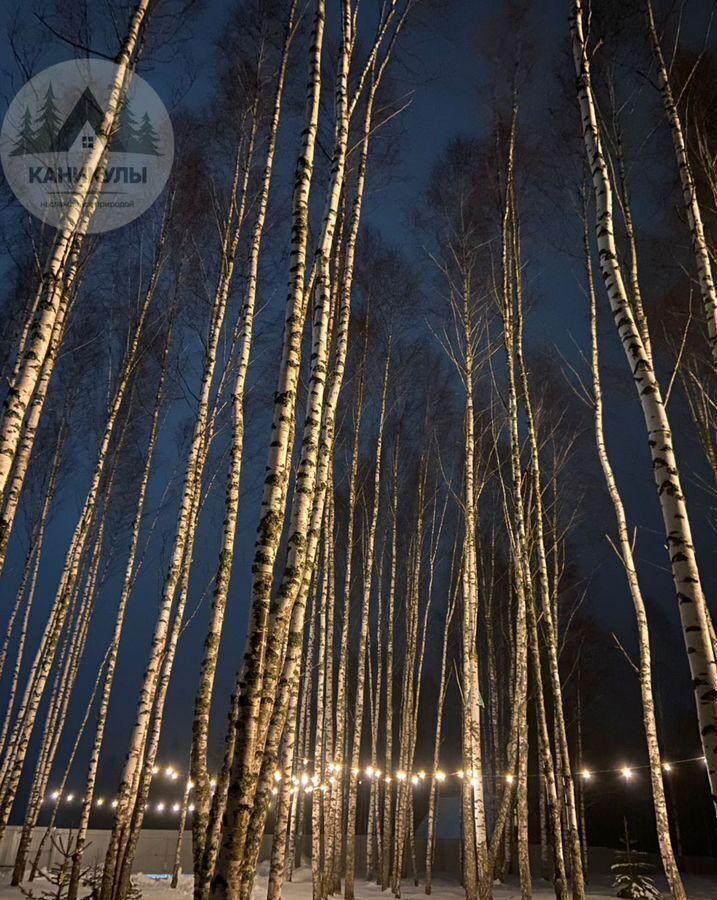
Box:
[46,754,708,816]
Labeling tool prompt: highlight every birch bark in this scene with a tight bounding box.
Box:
[572,0,717,810]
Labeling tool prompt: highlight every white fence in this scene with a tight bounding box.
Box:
[1,828,715,879]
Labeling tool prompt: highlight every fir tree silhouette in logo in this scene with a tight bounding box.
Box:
[10,83,162,156]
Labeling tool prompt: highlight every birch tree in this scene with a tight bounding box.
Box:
[571,0,717,811]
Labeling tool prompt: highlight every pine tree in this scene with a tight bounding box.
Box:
[11,107,36,156]
[136,112,160,154]
[34,84,61,152]
[19,833,83,900]
[115,101,140,153]
[611,820,662,900]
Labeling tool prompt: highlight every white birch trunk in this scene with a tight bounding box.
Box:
[572,0,717,810]
[0,0,151,507]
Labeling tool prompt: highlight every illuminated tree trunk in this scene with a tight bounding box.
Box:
[0,253,157,839]
[28,644,110,882]
[266,668,301,900]
[583,200,687,900]
[0,0,151,511]
[346,350,389,900]
[425,550,457,894]
[572,0,717,811]
[645,0,717,367]
[0,284,73,571]
[190,3,297,879]
[172,772,193,888]
[0,422,65,758]
[210,8,326,893]
[12,498,108,884]
[67,320,172,900]
[381,443,398,892]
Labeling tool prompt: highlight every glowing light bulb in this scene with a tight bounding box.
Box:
[505,774,514,785]
[435,771,446,783]
[51,791,60,801]
[662,763,672,773]
[111,799,118,808]
[621,767,633,781]
[187,780,194,790]
[411,775,419,786]
[165,767,174,777]
[274,770,282,783]
[172,803,180,813]
[152,765,159,775]
[96,798,104,806]
[396,771,407,782]
[581,770,592,781]
[189,804,195,812]
[157,802,165,813]
[271,787,278,797]
[456,770,464,779]
[418,770,426,780]
[366,766,374,778]
[66,794,74,802]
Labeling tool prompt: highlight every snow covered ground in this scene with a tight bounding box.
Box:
[2,868,717,900]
